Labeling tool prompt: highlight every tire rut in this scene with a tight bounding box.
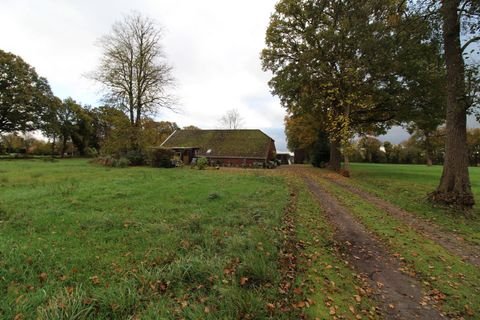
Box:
[303,175,445,320]
[324,175,480,267]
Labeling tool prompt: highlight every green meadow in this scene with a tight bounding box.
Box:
[348,163,480,245]
[1,160,480,319]
[1,159,368,319]
[0,159,290,319]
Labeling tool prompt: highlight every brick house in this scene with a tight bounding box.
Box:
[160,129,276,167]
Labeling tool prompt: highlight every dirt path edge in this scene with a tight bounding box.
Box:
[303,176,445,320]
[324,175,480,267]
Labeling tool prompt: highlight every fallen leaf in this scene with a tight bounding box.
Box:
[293,287,302,295]
[38,272,48,283]
[329,306,336,315]
[266,303,275,311]
[465,305,474,316]
[89,276,100,285]
[240,277,249,286]
[14,314,23,320]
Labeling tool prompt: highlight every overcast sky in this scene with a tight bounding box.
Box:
[2,1,478,151]
[0,0,292,150]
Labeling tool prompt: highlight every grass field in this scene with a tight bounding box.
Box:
[2,159,479,319]
[0,159,372,319]
[348,163,480,245]
[0,159,290,319]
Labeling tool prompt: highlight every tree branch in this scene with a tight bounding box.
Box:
[461,36,480,53]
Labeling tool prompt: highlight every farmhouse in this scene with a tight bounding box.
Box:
[161,129,276,167]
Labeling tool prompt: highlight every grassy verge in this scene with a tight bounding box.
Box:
[313,175,480,318]
[288,176,378,319]
[347,163,480,246]
[0,159,291,319]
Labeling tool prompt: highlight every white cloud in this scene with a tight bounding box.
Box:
[0,0,289,149]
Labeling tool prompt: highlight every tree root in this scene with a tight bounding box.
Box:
[428,190,475,211]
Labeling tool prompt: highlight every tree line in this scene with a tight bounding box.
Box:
[0,11,247,161]
[262,0,480,209]
[332,128,480,166]
[0,13,184,162]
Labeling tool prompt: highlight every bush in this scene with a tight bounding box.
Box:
[91,156,130,168]
[114,157,130,168]
[196,157,208,170]
[125,150,146,166]
[148,148,174,168]
[85,147,99,158]
[95,155,114,167]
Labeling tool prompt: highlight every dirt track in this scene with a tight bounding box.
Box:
[322,173,480,267]
[297,170,445,319]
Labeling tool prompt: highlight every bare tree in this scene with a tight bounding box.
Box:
[92,12,174,129]
[218,109,244,129]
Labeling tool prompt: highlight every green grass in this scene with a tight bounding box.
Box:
[1,159,367,319]
[0,159,292,319]
[347,163,480,245]
[292,178,377,319]
[313,175,480,318]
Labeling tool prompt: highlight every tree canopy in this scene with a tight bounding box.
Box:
[262,0,447,172]
[0,49,54,133]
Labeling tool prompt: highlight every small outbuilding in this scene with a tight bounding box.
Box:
[161,129,276,167]
[276,152,293,165]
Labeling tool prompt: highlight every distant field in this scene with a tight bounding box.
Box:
[350,163,480,197]
[348,163,480,244]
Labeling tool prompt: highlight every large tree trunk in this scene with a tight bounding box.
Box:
[425,134,433,167]
[343,154,350,172]
[51,135,56,158]
[342,105,351,176]
[329,140,341,171]
[426,156,433,167]
[430,0,474,209]
[61,136,67,158]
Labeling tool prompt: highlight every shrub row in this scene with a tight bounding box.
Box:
[91,148,177,168]
[148,148,174,168]
[91,156,130,168]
